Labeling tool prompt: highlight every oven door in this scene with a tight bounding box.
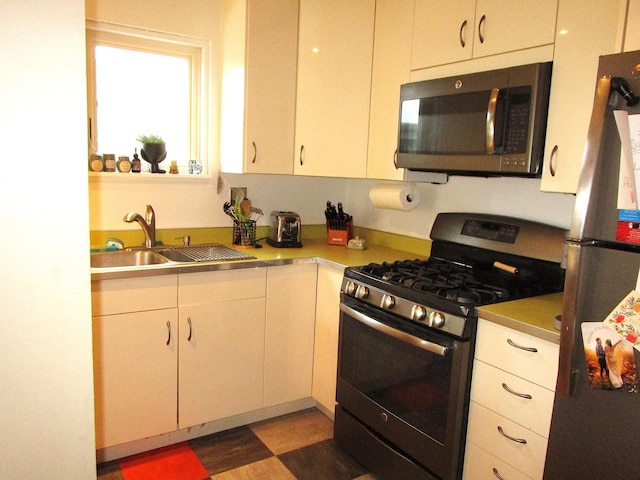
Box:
[335,296,474,480]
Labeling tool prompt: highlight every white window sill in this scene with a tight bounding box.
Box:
[88,171,212,183]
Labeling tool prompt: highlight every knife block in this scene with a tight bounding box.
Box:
[327,219,353,246]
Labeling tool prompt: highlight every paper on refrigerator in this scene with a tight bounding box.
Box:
[614,110,639,209]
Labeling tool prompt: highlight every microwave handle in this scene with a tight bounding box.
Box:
[486,88,500,154]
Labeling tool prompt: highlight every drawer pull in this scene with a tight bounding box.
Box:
[507,338,538,353]
[502,382,533,399]
[497,425,527,444]
[187,317,193,341]
[492,467,506,480]
[166,320,171,346]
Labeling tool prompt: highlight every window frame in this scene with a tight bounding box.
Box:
[86,20,210,174]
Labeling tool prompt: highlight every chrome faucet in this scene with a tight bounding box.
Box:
[123,204,156,248]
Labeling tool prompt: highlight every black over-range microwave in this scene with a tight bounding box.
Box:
[396,62,552,177]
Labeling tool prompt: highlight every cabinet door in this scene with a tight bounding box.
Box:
[466,402,549,479]
[470,360,555,437]
[264,263,317,407]
[463,441,533,480]
[625,0,640,52]
[311,264,343,418]
[541,0,627,193]
[294,0,374,178]
[475,319,559,390]
[411,0,476,70]
[178,297,266,428]
[367,0,414,180]
[244,0,298,174]
[472,0,557,59]
[93,309,178,449]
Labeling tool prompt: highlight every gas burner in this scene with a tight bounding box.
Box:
[358,259,521,307]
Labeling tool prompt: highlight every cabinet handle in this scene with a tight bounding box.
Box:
[459,19,467,48]
[299,144,305,166]
[492,467,506,480]
[502,382,533,399]
[549,144,558,177]
[497,425,527,444]
[187,317,193,341]
[393,149,398,169]
[251,141,257,164]
[166,320,171,346]
[478,14,486,44]
[507,338,538,353]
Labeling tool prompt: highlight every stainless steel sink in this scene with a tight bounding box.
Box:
[91,249,169,268]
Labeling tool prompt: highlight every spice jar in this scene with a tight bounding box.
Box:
[103,153,116,172]
[117,156,131,173]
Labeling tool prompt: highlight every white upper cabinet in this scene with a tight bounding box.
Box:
[625,0,640,51]
[366,0,415,180]
[220,0,298,174]
[412,0,558,70]
[294,0,375,178]
[540,0,627,193]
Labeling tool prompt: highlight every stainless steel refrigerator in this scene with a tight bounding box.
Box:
[545,50,640,479]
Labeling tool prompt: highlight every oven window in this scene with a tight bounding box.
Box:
[339,313,453,444]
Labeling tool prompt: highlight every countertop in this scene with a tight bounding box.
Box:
[91,237,562,342]
[478,293,563,344]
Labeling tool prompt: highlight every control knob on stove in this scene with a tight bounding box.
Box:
[344,281,357,296]
[428,311,445,329]
[411,304,427,322]
[380,294,395,310]
[355,284,369,299]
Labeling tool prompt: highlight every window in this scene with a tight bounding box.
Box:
[86,22,209,173]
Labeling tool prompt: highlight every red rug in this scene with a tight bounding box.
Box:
[119,442,209,480]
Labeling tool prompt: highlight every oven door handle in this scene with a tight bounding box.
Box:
[340,304,450,357]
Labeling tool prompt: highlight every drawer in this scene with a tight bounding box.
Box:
[466,402,548,480]
[470,360,555,437]
[178,267,267,305]
[476,319,559,390]
[92,275,178,316]
[463,440,534,480]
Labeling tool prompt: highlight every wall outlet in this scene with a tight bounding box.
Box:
[230,187,247,204]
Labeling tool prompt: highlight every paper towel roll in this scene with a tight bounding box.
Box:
[369,183,420,211]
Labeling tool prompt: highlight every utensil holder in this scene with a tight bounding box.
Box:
[327,218,353,246]
[233,220,256,247]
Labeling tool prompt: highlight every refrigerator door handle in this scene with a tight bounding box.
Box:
[569,75,612,241]
[556,242,581,396]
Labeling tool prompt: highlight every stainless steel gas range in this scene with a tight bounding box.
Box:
[334,212,566,480]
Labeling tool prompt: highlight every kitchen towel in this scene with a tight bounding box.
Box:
[369,183,420,211]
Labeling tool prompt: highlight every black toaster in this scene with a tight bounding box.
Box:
[267,211,302,248]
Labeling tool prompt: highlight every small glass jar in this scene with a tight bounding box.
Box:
[89,154,104,172]
[103,153,116,172]
[117,156,131,173]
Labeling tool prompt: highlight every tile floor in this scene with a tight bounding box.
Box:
[97,408,375,480]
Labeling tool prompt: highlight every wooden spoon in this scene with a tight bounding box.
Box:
[240,198,252,219]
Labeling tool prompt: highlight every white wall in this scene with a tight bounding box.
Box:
[0,1,96,479]
[347,176,576,239]
[91,172,575,241]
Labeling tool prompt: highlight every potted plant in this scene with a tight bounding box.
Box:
[136,134,167,173]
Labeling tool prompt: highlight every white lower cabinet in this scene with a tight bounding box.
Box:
[92,263,318,449]
[92,276,179,449]
[463,319,559,480]
[264,263,317,407]
[178,268,267,428]
[311,264,344,418]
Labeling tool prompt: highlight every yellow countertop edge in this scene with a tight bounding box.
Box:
[478,292,563,344]
[90,224,432,257]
